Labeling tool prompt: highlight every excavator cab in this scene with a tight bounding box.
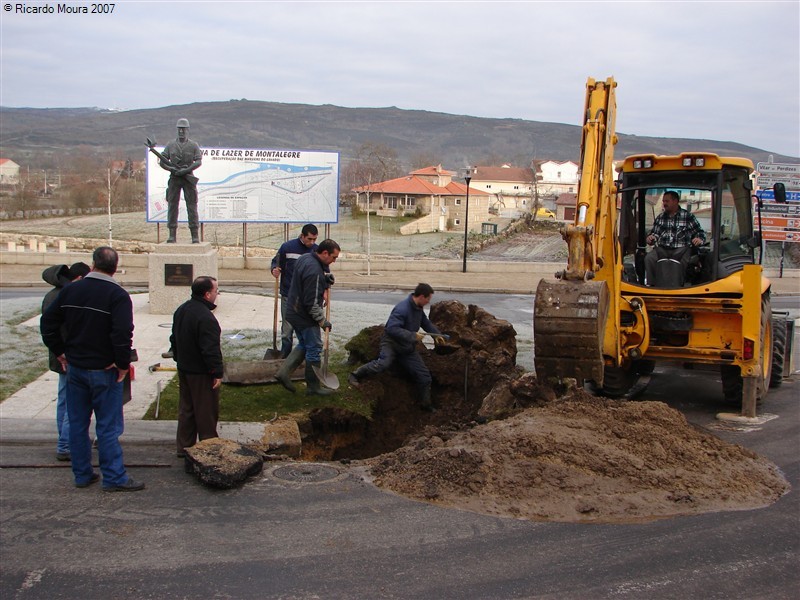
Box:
[618,153,757,289]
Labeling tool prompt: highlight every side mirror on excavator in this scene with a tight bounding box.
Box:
[774,182,787,203]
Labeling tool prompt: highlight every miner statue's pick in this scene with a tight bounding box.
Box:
[156,118,202,243]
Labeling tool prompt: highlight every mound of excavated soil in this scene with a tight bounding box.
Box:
[365,388,790,523]
[330,299,789,523]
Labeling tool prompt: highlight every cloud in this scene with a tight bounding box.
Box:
[1,1,798,156]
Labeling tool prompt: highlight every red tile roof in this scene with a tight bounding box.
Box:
[472,165,535,183]
[409,164,455,176]
[353,175,489,196]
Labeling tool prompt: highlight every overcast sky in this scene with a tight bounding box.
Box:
[1,1,798,157]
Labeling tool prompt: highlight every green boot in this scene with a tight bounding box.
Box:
[276,347,304,393]
[306,362,334,396]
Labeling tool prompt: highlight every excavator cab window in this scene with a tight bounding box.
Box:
[620,166,754,287]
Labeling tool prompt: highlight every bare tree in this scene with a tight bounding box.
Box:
[409,151,439,170]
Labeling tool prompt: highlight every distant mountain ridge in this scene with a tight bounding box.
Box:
[1,100,795,170]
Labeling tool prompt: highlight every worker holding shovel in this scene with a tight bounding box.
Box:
[276,240,341,396]
[348,283,445,412]
[269,223,320,359]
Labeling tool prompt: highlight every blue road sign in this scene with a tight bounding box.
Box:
[757,189,800,202]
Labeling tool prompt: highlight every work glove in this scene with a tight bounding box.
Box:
[432,334,447,346]
[320,320,332,331]
[325,273,335,286]
[415,332,426,342]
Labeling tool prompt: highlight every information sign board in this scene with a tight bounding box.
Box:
[146,147,340,224]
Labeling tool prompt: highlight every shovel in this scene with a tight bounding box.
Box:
[263,277,283,360]
[312,293,339,390]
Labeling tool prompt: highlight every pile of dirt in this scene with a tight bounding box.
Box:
[309,299,789,523]
[365,388,790,523]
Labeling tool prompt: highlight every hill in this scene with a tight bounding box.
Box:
[1,100,796,170]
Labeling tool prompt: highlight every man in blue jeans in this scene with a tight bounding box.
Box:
[41,246,144,492]
[41,261,90,462]
[277,239,340,396]
[270,223,319,357]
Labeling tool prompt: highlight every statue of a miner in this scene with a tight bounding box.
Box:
[160,118,202,243]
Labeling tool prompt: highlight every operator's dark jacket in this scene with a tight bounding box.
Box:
[286,252,329,330]
[41,264,73,373]
[383,294,441,354]
[40,272,134,370]
[170,296,224,379]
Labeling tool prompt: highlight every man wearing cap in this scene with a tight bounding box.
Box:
[41,261,91,462]
[160,118,202,243]
[41,246,144,492]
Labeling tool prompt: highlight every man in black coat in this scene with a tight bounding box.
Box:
[170,276,224,456]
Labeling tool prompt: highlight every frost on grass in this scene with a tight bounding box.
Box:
[0,298,48,401]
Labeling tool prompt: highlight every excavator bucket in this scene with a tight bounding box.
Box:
[533,279,609,385]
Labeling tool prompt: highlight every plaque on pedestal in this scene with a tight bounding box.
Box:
[148,242,218,314]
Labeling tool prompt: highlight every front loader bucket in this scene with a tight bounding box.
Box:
[533,279,609,385]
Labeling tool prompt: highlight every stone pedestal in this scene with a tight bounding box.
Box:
[148,242,218,315]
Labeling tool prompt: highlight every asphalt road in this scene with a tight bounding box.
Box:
[1,289,798,599]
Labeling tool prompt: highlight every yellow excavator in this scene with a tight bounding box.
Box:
[533,77,790,416]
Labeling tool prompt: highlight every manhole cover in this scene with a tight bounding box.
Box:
[272,464,340,483]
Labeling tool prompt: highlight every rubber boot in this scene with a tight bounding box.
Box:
[418,385,435,412]
[306,362,334,396]
[275,347,304,393]
[190,228,200,244]
[167,228,177,243]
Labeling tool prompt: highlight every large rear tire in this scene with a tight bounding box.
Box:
[769,315,787,388]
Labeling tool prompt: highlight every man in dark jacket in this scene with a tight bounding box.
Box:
[41,261,90,461]
[276,239,340,396]
[348,283,443,411]
[270,223,319,357]
[41,247,143,492]
[170,276,223,456]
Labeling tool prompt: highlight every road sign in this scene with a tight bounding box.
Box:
[761,230,800,242]
[754,201,800,242]
[758,216,799,229]
[757,162,800,175]
[757,189,800,202]
[755,174,800,190]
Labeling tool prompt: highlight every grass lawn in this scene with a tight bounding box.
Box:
[143,330,372,422]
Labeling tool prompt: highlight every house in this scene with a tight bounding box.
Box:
[468,165,536,218]
[555,193,578,221]
[534,160,578,198]
[0,158,20,184]
[352,165,492,234]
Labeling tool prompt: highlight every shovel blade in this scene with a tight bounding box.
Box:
[312,365,340,390]
[263,348,282,360]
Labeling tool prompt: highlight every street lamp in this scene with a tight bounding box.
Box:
[462,167,472,273]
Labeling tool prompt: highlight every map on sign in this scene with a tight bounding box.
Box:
[146,147,340,223]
